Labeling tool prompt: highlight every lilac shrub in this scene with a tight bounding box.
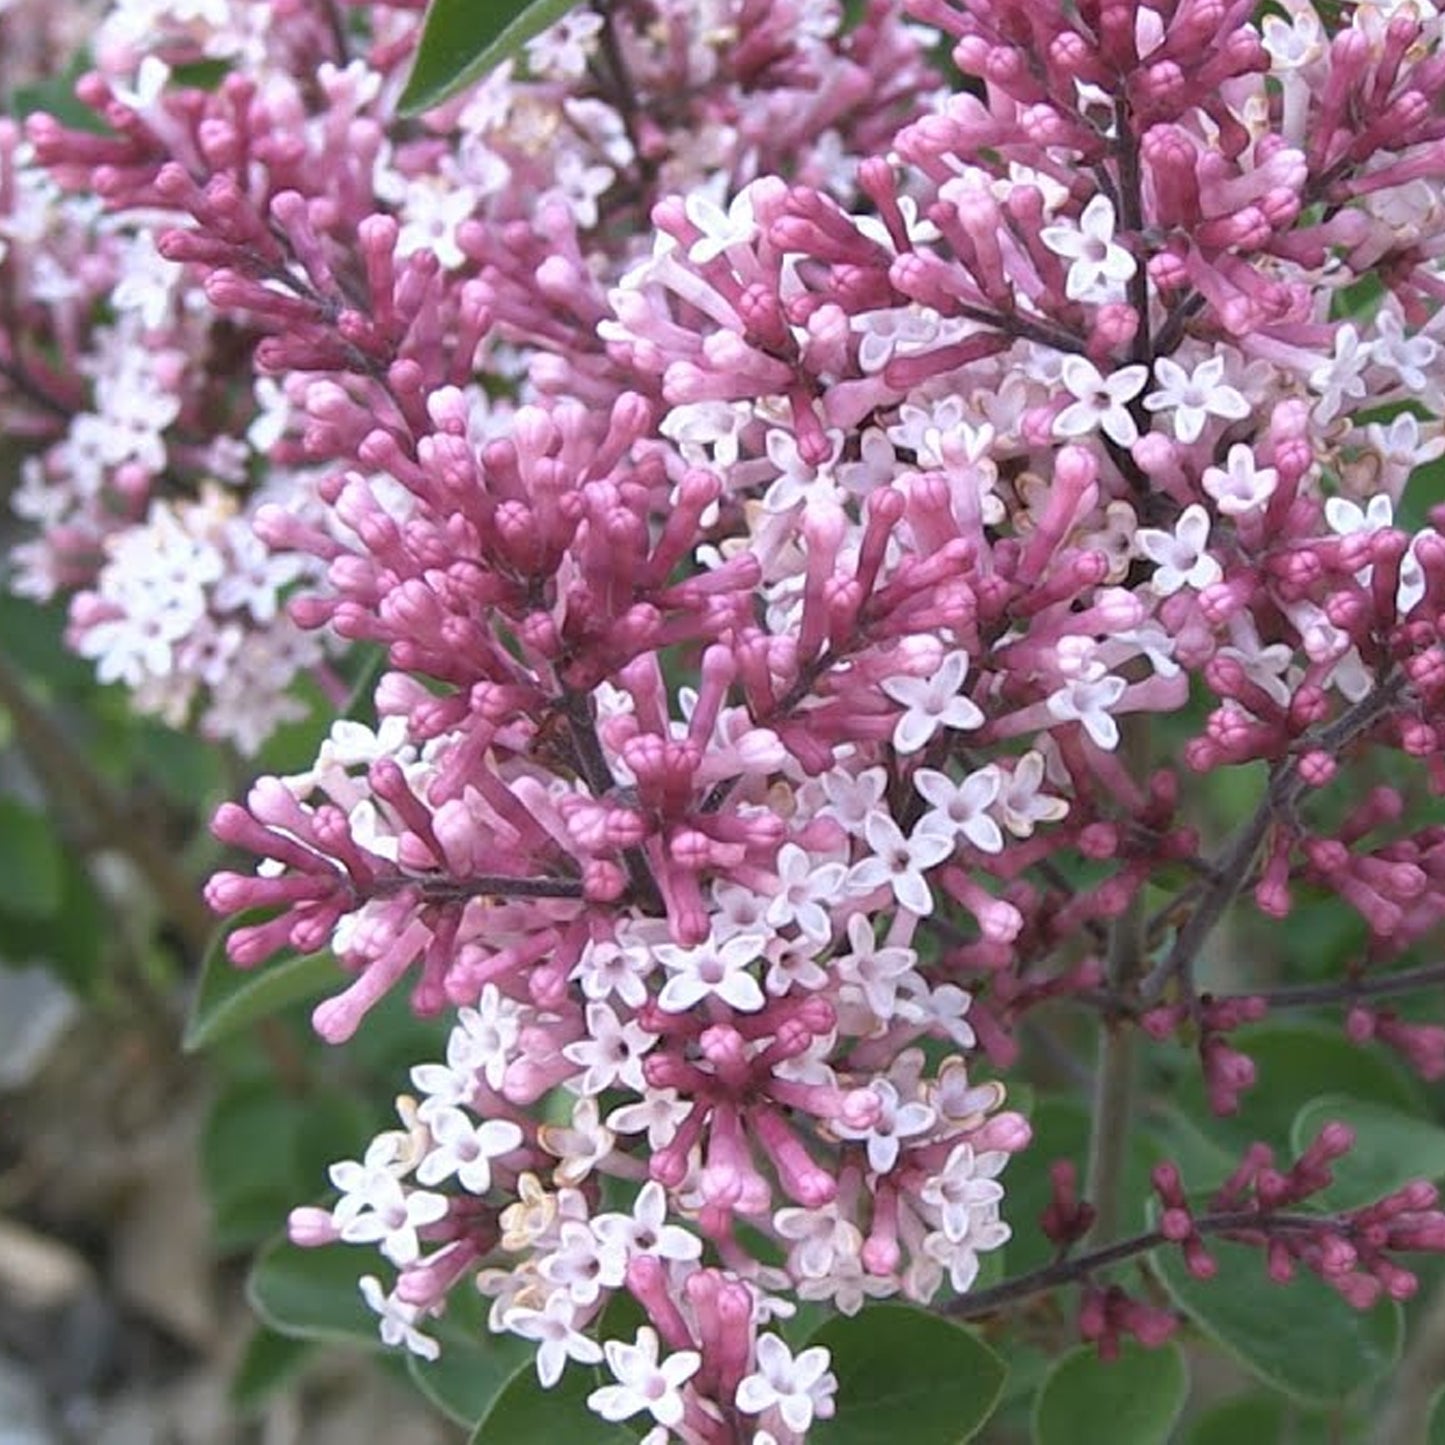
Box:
[15,0,1445,1438]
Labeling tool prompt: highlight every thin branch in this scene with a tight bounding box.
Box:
[1139,673,1406,1007]
[559,685,664,912]
[1083,721,1149,1242]
[946,1209,1335,1320]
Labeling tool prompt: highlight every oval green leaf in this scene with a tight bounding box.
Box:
[469,1361,636,1445]
[399,0,581,116]
[0,798,63,918]
[808,1303,1006,1444]
[1153,1235,1401,1405]
[1033,1340,1187,1445]
[1289,1094,1445,1210]
[406,1287,532,1428]
[1186,1394,1336,1445]
[247,1236,379,1348]
[184,914,337,1052]
[1173,1021,1420,1157]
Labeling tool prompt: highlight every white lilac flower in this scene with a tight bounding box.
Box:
[847,813,955,917]
[359,1276,439,1360]
[329,1168,449,1266]
[880,651,984,754]
[655,932,767,1013]
[414,1108,523,1193]
[1039,195,1137,301]
[562,1001,656,1095]
[1046,669,1128,751]
[919,1143,1008,1242]
[913,767,1004,853]
[765,843,849,940]
[995,752,1069,837]
[1202,443,1278,516]
[1136,503,1223,595]
[833,1078,937,1174]
[588,1327,701,1429]
[538,1220,628,1307]
[735,1334,839,1435]
[1143,355,1250,443]
[685,186,759,264]
[592,1180,704,1263]
[505,1293,604,1388]
[833,912,918,1019]
[1054,357,1150,447]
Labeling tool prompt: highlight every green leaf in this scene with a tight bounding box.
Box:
[1173,1021,1420,1158]
[808,1303,1006,1444]
[1290,1094,1445,1210]
[406,1286,531,1428]
[398,0,581,116]
[469,1362,636,1445]
[247,1236,379,1347]
[1431,1387,1445,1444]
[1001,1097,1160,1275]
[203,1083,309,1252]
[1033,1340,1187,1445]
[1186,1394,1336,1445]
[0,852,105,993]
[230,1326,314,1413]
[1153,1235,1401,1405]
[0,798,63,918]
[184,914,337,1052]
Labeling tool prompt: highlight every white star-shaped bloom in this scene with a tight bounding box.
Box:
[588,1327,701,1429]
[913,766,1004,853]
[1142,355,1250,443]
[1202,443,1279,516]
[414,1109,523,1194]
[847,813,955,917]
[1054,357,1149,447]
[685,186,758,264]
[655,932,767,1013]
[880,651,984,754]
[736,1334,839,1436]
[1039,195,1137,301]
[1136,503,1222,595]
[1046,670,1128,751]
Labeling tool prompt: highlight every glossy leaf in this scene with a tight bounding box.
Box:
[184,913,337,1051]
[0,798,64,918]
[230,1326,314,1413]
[399,0,581,115]
[1173,1021,1419,1157]
[247,1236,379,1347]
[1033,1340,1187,1445]
[202,1082,309,1252]
[469,1362,635,1445]
[1186,1394,1335,1445]
[1290,1094,1445,1209]
[808,1303,1006,1443]
[1154,1235,1401,1405]
[406,1287,531,1428]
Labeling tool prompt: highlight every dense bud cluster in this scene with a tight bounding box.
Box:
[11,0,1445,1438]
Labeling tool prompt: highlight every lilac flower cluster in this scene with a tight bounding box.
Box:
[18,0,1445,1437]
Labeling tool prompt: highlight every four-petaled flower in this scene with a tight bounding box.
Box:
[1054,357,1150,447]
[881,651,984,754]
[655,931,768,1012]
[588,1326,702,1428]
[848,813,955,916]
[735,1333,839,1435]
[1136,504,1223,596]
[1040,195,1138,301]
[1143,355,1250,443]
